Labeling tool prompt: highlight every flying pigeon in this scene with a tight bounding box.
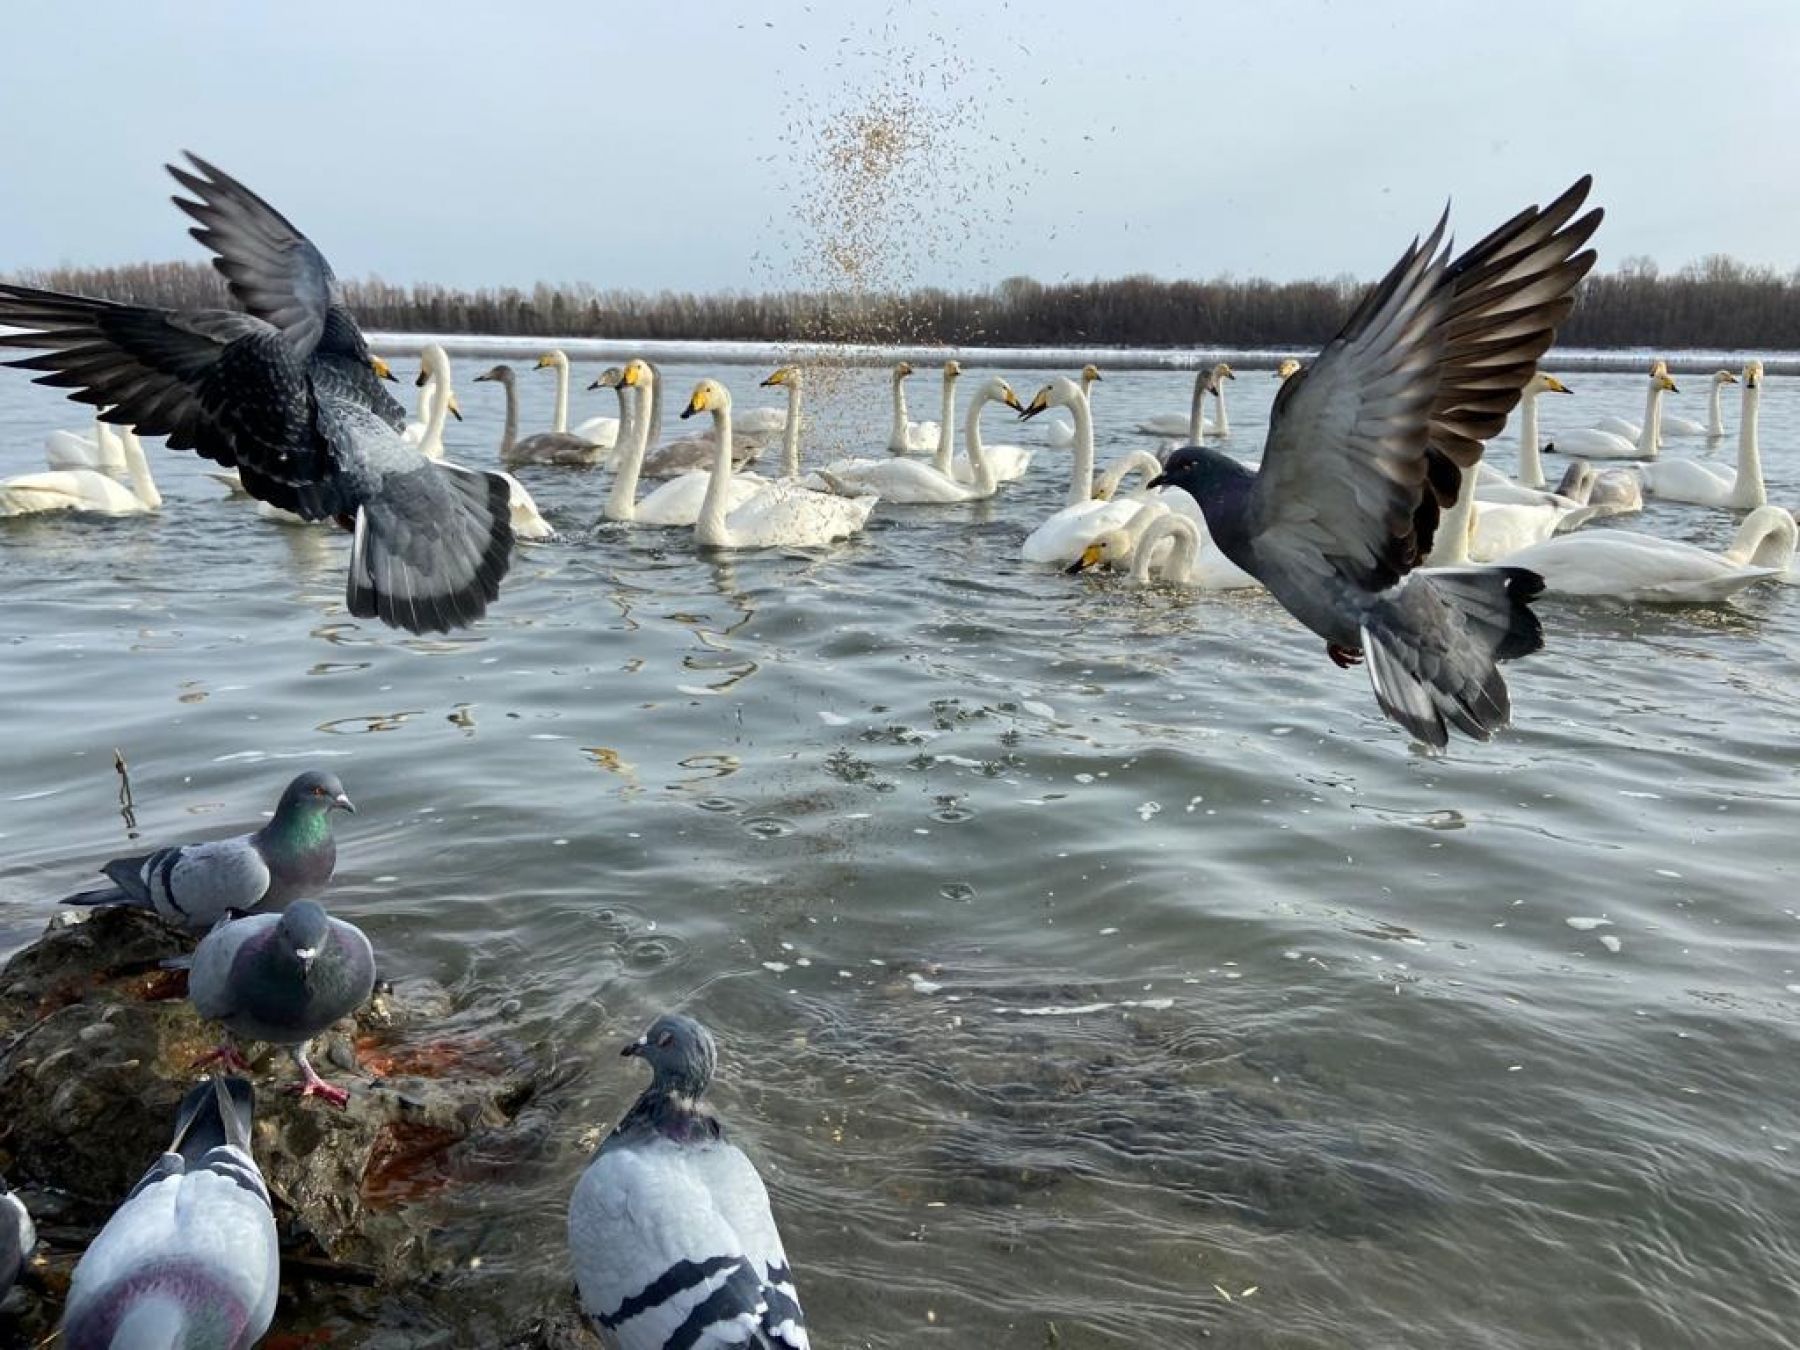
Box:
[62,770,353,935]
[0,1174,34,1301]
[188,900,376,1108]
[1142,178,1602,747]
[569,1013,809,1349]
[60,1077,277,1350]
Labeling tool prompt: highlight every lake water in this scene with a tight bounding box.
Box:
[2,349,1797,1348]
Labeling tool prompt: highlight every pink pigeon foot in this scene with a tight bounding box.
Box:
[190,1043,252,1073]
[285,1053,351,1109]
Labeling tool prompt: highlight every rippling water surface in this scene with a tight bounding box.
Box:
[2,351,1797,1348]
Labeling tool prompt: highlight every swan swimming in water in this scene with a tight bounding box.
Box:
[485,353,607,466]
[44,415,127,475]
[886,361,940,454]
[681,379,877,548]
[532,349,617,452]
[821,365,1026,503]
[1637,360,1768,509]
[1427,455,1598,566]
[1067,500,1260,590]
[1044,364,1101,449]
[1498,504,1797,603]
[601,361,767,526]
[2,426,161,517]
[1134,362,1234,439]
[1547,363,1678,460]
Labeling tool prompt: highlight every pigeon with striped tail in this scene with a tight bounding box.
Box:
[0,1174,34,1301]
[569,1014,809,1349]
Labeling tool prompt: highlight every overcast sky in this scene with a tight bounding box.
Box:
[0,0,1791,295]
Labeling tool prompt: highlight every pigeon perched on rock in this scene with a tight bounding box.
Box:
[61,1077,277,1350]
[0,1174,34,1300]
[189,900,376,1108]
[569,1013,809,1349]
[62,770,353,935]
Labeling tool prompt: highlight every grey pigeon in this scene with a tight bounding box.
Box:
[0,1174,34,1301]
[61,1077,276,1350]
[1137,177,1602,748]
[569,1014,809,1349]
[189,899,376,1108]
[0,152,514,634]
[62,770,353,935]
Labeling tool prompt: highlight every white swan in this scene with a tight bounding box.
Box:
[403,351,550,539]
[1068,501,1260,590]
[1020,377,1174,563]
[941,363,1032,484]
[1134,362,1233,439]
[1426,454,1597,566]
[820,366,1025,503]
[532,349,609,447]
[761,365,808,478]
[633,360,762,480]
[2,427,160,517]
[44,415,127,475]
[407,347,461,462]
[1498,504,1797,603]
[1044,365,1101,449]
[887,362,940,454]
[401,369,432,447]
[1638,360,1767,509]
[603,361,766,526]
[1481,371,1572,493]
[1548,363,1678,460]
[1660,369,1738,439]
[682,379,877,548]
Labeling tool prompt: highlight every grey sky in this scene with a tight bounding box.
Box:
[0,1,1791,294]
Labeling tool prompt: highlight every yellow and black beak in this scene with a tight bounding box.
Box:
[681,388,709,419]
[761,370,786,388]
[447,392,463,422]
[1065,542,1105,575]
[1545,376,1573,395]
[371,356,397,382]
[413,366,430,388]
[1000,386,1025,413]
[1019,391,1049,421]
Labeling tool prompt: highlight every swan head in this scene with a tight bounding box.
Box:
[1066,530,1129,575]
[1212,362,1236,383]
[1713,369,1740,386]
[1744,360,1763,389]
[1526,371,1571,396]
[977,377,1025,412]
[1650,361,1678,393]
[533,350,568,372]
[369,355,397,383]
[943,360,963,382]
[1019,375,1082,420]
[1274,358,1302,381]
[620,359,651,389]
[415,344,451,387]
[1080,363,1103,385]
[893,361,915,380]
[681,378,731,419]
[588,366,623,391]
[474,364,514,386]
[762,365,802,388]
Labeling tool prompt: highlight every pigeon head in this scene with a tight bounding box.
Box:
[279,771,355,817]
[623,1013,717,1098]
[1148,445,1240,500]
[277,900,331,973]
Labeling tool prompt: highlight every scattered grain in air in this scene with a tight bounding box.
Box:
[1213,1284,1234,1302]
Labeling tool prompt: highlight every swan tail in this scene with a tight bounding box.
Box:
[346,462,514,634]
[1361,568,1544,748]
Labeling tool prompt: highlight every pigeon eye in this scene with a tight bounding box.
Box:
[656,1032,674,1048]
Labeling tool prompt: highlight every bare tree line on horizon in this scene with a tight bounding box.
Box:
[9,254,1797,351]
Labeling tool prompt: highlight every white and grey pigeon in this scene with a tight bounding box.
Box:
[0,1174,35,1301]
[189,899,376,1108]
[61,1076,277,1350]
[1144,177,1604,748]
[62,770,354,936]
[569,1013,809,1350]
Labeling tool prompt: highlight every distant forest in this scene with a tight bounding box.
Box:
[9,254,1796,351]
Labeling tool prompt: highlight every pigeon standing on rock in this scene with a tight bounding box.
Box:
[60,1077,277,1350]
[569,1013,809,1349]
[61,770,354,935]
[0,1174,35,1300]
[189,900,376,1108]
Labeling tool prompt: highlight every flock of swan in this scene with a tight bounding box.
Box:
[0,161,1793,745]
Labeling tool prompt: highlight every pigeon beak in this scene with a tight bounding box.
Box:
[1147,471,1172,491]
[621,1036,647,1058]
[294,946,317,972]
[332,793,356,814]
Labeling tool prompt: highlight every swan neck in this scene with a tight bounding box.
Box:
[890,374,909,449]
[1732,507,1796,569]
[962,391,994,492]
[1708,380,1726,437]
[1098,450,1162,499]
[497,375,518,457]
[696,403,734,545]
[1736,381,1763,503]
[932,378,957,476]
[421,359,452,456]
[1213,379,1229,436]
[551,354,570,433]
[605,383,645,521]
[1067,393,1096,507]
[1187,371,1207,442]
[1431,465,1477,566]
[1638,378,1663,456]
[643,365,663,453]
[1518,390,1544,488]
[1136,512,1197,582]
[782,382,802,478]
[123,429,160,508]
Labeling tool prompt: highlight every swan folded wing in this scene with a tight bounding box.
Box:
[0,285,354,519]
[167,151,335,358]
[336,404,514,632]
[571,1145,785,1348]
[1249,178,1601,594]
